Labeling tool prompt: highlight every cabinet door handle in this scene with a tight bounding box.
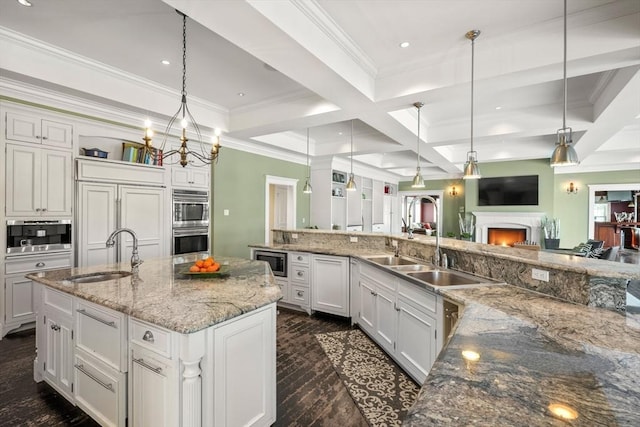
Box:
[142,330,155,343]
[41,136,48,140]
[36,262,45,268]
[370,290,377,296]
[133,357,163,375]
[50,323,60,331]
[297,271,304,277]
[75,363,115,392]
[41,208,47,212]
[35,208,41,212]
[35,135,41,139]
[297,256,303,261]
[77,309,117,328]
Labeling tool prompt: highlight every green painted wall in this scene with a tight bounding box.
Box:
[553,169,640,247]
[211,147,309,258]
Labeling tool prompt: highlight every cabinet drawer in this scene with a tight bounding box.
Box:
[5,253,73,275]
[290,266,310,285]
[291,285,310,306]
[43,286,73,316]
[74,350,126,427]
[76,300,127,371]
[289,252,310,266]
[398,281,437,314]
[130,318,172,359]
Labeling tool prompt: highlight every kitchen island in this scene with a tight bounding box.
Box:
[27,253,281,427]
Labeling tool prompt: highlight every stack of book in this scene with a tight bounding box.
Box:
[122,141,163,166]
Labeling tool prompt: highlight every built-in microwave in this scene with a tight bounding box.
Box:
[253,250,287,277]
[173,189,209,228]
[6,219,72,255]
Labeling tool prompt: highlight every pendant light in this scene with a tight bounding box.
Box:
[550,0,579,167]
[463,30,481,180]
[345,120,357,191]
[411,102,425,188]
[303,128,313,194]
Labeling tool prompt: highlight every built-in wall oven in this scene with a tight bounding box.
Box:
[6,219,72,255]
[172,189,209,255]
[253,250,287,277]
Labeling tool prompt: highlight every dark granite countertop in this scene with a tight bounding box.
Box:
[404,286,640,426]
[27,253,282,334]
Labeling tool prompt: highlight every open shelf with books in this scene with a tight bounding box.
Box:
[122,141,163,166]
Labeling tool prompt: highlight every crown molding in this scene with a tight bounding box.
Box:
[291,0,378,80]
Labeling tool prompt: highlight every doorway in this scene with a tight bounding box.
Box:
[588,183,640,239]
[265,176,298,244]
[398,190,444,235]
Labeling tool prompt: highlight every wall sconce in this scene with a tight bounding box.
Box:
[449,186,459,197]
[566,182,578,194]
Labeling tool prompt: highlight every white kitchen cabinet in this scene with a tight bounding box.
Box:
[129,344,177,427]
[288,251,311,313]
[6,111,73,148]
[171,167,209,189]
[372,180,385,226]
[212,304,276,427]
[311,254,350,317]
[41,287,75,402]
[77,182,166,268]
[346,175,363,228]
[5,144,73,217]
[275,277,290,304]
[3,252,73,338]
[356,262,441,384]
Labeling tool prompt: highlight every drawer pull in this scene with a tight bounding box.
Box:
[36,262,46,268]
[75,363,115,392]
[297,256,303,261]
[297,271,304,277]
[133,357,163,374]
[142,330,155,343]
[77,309,117,328]
[50,323,60,331]
[296,290,304,297]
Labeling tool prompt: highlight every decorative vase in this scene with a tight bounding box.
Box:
[544,238,560,249]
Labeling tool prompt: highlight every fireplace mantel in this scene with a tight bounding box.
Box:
[473,212,546,244]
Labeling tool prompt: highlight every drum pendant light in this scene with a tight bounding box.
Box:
[411,102,425,188]
[463,30,481,180]
[303,128,312,194]
[550,0,579,167]
[346,120,357,191]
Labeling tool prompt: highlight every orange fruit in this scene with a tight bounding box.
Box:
[206,265,217,272]
[189,265,200,272]
[211,262,220,272]
[200,267,208,272]
[206,256,214,263]
[203,259,213,267]
[195,260,204,268]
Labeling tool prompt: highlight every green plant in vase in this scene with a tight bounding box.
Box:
[541,216,560,249]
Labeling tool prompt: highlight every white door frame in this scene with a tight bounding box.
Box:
[588,183,640,238]
[265,175,298,244]
[398,190,444,233]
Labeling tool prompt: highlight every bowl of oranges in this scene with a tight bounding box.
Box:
[182,256,227,277]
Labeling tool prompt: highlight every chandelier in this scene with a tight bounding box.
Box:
[144,11,221,167]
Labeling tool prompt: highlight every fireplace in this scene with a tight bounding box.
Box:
[487,228,527,246]
[473,212,546,244]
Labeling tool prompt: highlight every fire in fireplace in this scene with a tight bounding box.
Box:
[487,228,526,247]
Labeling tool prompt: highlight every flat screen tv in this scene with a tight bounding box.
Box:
[478,175,539,206]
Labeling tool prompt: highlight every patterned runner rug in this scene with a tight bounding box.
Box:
[315,329,419,426]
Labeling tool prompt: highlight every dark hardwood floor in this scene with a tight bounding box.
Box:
[0,308,366,427]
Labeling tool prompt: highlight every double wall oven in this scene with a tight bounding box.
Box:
[172,189,210,255]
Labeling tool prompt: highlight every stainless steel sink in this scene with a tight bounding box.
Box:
[388,264,435,272]
[66,271,132,284]
[406,270,485,287]
[365,256,419,266]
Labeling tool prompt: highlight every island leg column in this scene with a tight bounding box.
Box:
[180,330,206,427]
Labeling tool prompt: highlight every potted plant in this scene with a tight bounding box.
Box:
[446,231,456,238]
[458,213,475,241]
[541,216,560,249]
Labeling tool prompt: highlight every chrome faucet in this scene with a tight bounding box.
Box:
[106,228,143,272]
[416,195,443,268]
[407,196,419,240]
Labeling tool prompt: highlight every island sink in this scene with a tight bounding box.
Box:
[65,271,132,284]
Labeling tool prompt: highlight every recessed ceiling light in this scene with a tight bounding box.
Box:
[161,59,170,65]
[338,132,343,136]
[495,106,502,110]
[18,0,32,6]
[237,92,245,97]
[399,41,410,48]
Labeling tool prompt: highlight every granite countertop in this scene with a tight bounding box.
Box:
[26,253,281,334]
[404,286,640,426]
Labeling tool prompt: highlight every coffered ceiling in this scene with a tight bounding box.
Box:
[1,0,639,180]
